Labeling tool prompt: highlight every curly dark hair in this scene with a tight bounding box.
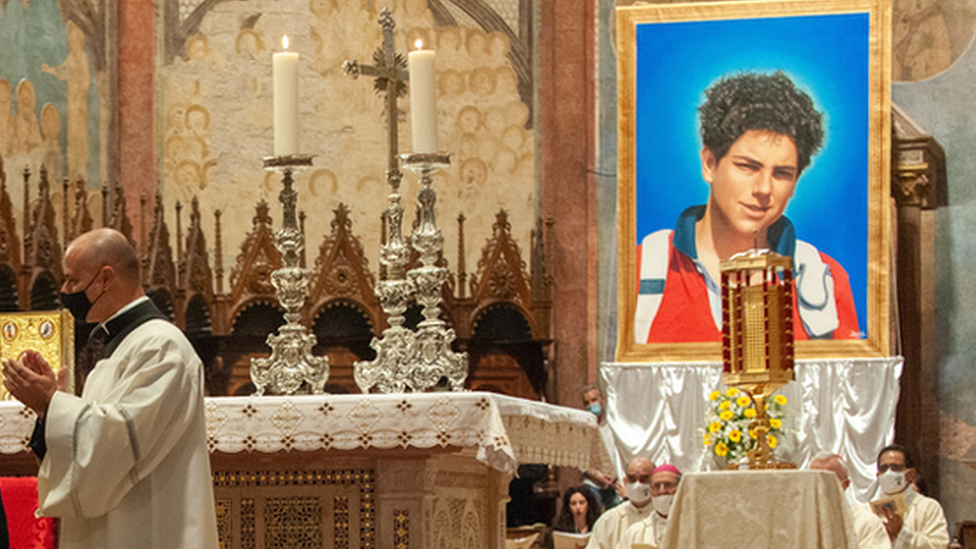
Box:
[699,71,824,174]
[553,487,603,533]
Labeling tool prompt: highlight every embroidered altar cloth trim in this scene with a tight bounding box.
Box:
[0,392,611,476]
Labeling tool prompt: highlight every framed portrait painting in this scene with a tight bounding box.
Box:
[616,0,891,361]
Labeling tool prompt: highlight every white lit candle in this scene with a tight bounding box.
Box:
[273,35,299,156]
[408,39,438,154]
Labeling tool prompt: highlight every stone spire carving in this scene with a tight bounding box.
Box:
[24,166,62,278]
[309,203,377,306]
[470,210,531,306]
[144,190,177,291]
[228,200,281,304]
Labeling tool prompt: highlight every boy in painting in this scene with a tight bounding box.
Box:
[634,71,859,343]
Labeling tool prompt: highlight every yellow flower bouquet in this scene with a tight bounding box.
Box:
[703,388,787,464]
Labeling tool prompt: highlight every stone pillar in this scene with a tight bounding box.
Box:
[891,104,946,499]
[539,0,598,406]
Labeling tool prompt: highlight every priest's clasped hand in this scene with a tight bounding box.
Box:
[880,507,904,539]
[1,350,61,417]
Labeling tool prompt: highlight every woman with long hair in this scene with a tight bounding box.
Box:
[553,487,602,534]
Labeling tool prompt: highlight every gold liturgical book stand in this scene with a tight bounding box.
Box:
[721,249,795,470]
[0,310,74,401]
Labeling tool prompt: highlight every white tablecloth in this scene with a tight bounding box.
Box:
[661,470,858,549]
[602,357,903,503]
[0,392,612,476]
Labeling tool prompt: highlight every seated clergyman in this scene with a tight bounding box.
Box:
[873,444,948,548]
[585,457,656,549]
[616,464,681,549]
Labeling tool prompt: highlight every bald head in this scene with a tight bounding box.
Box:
[66,229,141,283]
[624,457,656,484]
[622,457,656,508]
[810,453,850,490]
[62,229,144,323]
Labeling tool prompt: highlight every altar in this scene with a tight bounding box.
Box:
[661,470,859,549]
[0,392,611,549]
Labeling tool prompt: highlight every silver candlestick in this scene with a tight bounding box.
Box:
[354,154,468,392]
[346,8,467,392]
[402,153,467,391]
[347,8,424,393]
[353,166,418,393]
[251,154,329,395]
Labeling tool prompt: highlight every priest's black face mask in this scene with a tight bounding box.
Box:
[61,270,106,321]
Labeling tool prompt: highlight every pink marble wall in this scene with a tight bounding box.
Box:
[118,0,156,250]
[539,0,598,406]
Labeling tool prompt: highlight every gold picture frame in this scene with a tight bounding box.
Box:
[616,0,891,362]
[0,310,75,400]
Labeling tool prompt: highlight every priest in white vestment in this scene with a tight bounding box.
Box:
[1,229,219,549]
[874,445,948,549]
[809,453,888,549]
[617,464,681,549]
[585,458,656,549]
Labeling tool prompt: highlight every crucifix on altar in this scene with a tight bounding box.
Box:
[342,9,408,206]
[343,8,468,394]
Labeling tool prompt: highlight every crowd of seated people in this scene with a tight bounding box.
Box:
[541,445,949,549]
[545,460,681,549]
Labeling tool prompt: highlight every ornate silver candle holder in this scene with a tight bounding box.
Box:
[402,153,467,391]
[251,154,329,395]
[354,154,468,392]
[345,9,466,392]
[353,166,418,393]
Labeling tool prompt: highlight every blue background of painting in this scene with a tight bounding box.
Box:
[634,12,870,335]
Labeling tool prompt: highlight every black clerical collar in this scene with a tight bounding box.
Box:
[98,298,169,358]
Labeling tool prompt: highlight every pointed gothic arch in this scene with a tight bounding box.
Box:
[0,264,19,312]
[147,287,175,321]
[185,293,213,337]
[30,271,61,311]
[468,301,545,399]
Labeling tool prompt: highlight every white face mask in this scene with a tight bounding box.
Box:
[651,494,674,516]
[626,482,652,504]
[879,470,908,495]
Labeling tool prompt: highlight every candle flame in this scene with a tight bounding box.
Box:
[282,35,290,50]
[415,38,423,50]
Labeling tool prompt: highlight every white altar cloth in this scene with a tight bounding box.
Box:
[0,392,612,475]
[660,470,858,549]
[203,392,612,474]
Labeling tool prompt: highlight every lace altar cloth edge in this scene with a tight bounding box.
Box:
[0,392,612,476]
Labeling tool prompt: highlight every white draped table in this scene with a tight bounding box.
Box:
[602,357,903,503]
[661,470,858,549]
[1,392,611,549]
